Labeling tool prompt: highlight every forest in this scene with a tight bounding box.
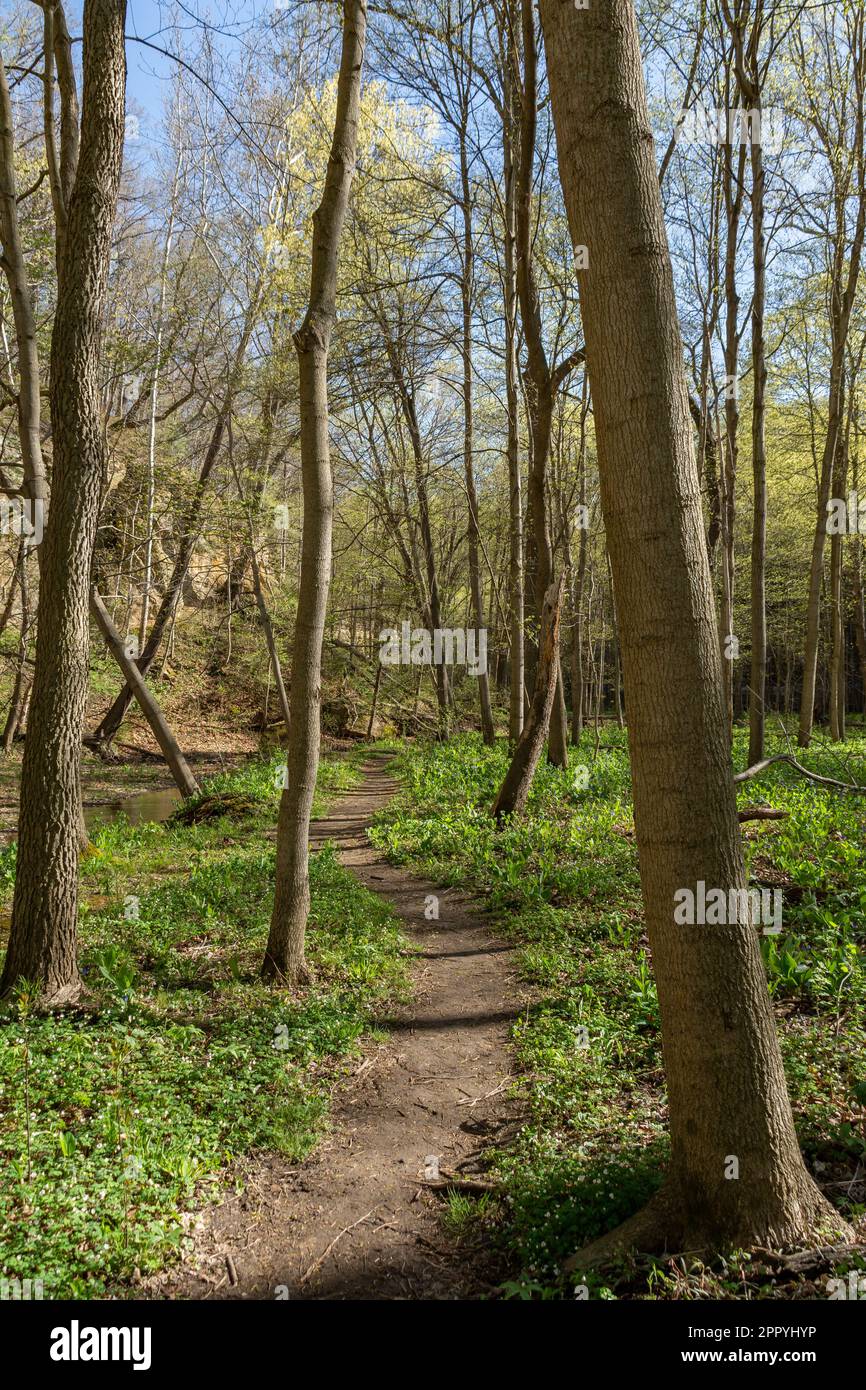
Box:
[0,0,865,1342]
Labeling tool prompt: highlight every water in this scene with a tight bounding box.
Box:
[84,786,182,830]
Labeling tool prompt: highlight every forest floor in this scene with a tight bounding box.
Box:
[150,754,521,1300]
[3,727,865,1301]
[0,745,415,1298]
[368,729,866,1299]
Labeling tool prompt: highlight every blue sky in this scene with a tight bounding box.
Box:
[124,0,268,144]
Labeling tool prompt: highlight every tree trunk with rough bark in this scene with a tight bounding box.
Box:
[852,415,866,710]
[724,0,769,766]
[539,0,847,1259]
[720,66,746,737]
[747,133,768,764]
[798,13,866,746]
[829,415,848,741]
[458,124,494,745]
[2,0,128,1004]
[512,0,574,768]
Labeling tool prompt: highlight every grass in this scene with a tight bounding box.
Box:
[0,748,409,1299]
[370,723,866,1300]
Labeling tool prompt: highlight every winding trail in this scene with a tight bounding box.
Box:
[156,754,522,1300]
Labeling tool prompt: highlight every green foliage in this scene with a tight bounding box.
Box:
[375,729,866,1299]
[0,754,406,1298]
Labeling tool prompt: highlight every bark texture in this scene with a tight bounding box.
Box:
[2,0,128,1004]
[539,0,846,1256]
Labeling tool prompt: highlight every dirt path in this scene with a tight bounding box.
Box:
[154,754,522,1300]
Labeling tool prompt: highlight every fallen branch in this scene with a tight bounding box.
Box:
[456,1076,513,1107]
[737,806,789,822]
[752,1242,866,1275]
[298,1205,380,1287]
[734,753,866,794]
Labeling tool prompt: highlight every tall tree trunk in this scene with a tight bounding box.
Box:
[594,613,606,739]
[262,0,366,986]
[513,0,572,768]
[139,153,183,650]
[1,0,128,1004]
[720,117,746,738]
[800,345,852,746]
[829,532,845,740]
[4,34,90,846]
[502,44,524,743]
[571,442,589,743]
[539,0,845,1256]
[412,426,451,733]
[724,0,769,766]
[798,14,866,746]
[0,60,48,525]
[459,125,494,745]
[747,136,768,763]
[607,550,624,728]
[829,401,848,741]
[852,412,866,709]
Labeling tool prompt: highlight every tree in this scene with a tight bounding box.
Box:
[501,10,526,743]
[538,0,847,1256]
[89,590,199,799]
[379,0,496,742]
[492,575,563,819]
[1,0,129,1003]
[796,5,866,746]
[512,0,582,768]
[262,0,367,985]
[86,295,261,752]
[723,0,771,765]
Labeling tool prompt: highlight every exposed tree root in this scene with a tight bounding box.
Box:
[260,953,313,989]
[564,1182,855,1274]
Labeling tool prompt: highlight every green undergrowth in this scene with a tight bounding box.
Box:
[371,726,866,1300]
[0,748,408,1298]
